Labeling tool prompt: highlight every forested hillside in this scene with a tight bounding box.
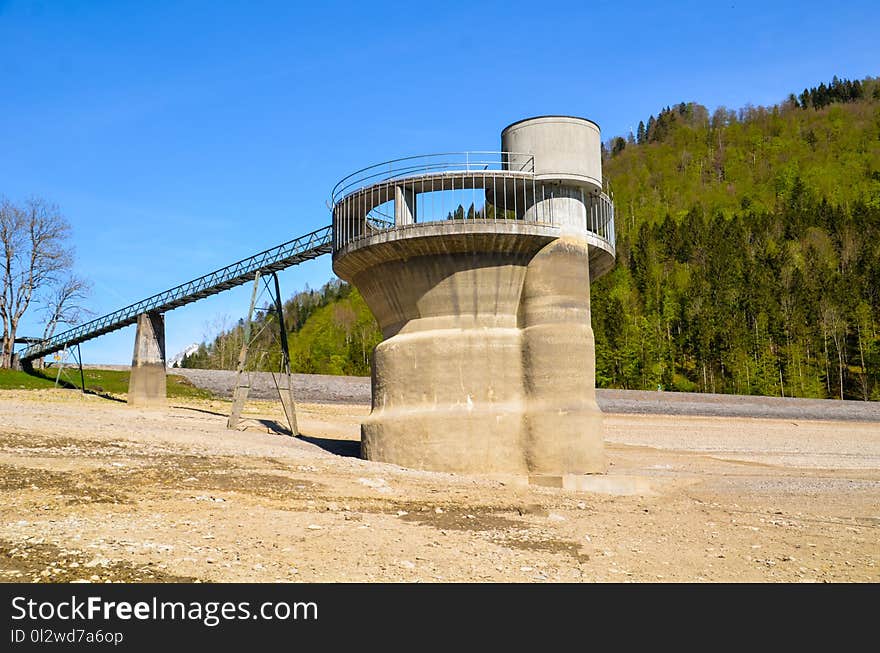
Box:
[181,280,381,377]
[597,76,880,399]
[186,76,880,400]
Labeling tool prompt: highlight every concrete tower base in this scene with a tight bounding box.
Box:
[331,115,614,479]
[128,312,166,407]
[337,224,605,476]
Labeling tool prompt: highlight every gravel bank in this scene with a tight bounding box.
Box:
[172,368,372,405]
[171,368,880,422]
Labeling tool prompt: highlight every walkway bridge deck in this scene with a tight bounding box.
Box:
[19,226,332,362]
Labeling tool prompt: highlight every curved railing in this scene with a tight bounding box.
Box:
[331,152,615,255]
[331,152,535,205]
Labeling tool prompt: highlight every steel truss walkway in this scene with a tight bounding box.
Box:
[19,226,332,362]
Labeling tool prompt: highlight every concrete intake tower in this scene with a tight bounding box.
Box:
[331,116,615,481]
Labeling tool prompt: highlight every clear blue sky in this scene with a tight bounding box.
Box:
[2,0,877,364]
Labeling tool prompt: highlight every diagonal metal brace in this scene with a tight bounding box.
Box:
[226,270,299,436]
[227,271,262,430]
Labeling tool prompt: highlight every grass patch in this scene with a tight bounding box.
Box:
[167,375,214,399]
[0,368,213,399]
[0,369,58,390]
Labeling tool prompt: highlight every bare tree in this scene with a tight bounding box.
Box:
[0,197,74,367]
[40,274,94,340]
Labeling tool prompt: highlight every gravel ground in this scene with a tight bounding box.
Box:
[172,369,372,405]
[596,388,880,422]
[170,368,880,422]
[0,389,877,583]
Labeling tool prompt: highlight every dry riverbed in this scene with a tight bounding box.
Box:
[0,387,878,583]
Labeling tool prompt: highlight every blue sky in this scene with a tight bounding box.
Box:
[2,0,878,364]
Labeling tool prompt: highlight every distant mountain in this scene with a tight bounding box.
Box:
[168,343,200,368]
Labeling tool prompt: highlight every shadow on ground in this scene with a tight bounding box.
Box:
[172,405,229,418]
[297,434,361,458]
[22,369,126,403]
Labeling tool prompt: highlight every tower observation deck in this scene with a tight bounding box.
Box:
[331,116,616,479]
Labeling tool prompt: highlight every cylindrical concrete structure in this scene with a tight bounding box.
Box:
[519,237,604,474]
[522,186,589,236]
[334,224,558,474]
[502,116,603,192]
[347,230,553,474]
[331,116,614,482]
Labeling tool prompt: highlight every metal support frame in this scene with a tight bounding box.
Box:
[227,272,261,430]
[271,272,299,436]
[227,271,299,436]
[53,343,85,394]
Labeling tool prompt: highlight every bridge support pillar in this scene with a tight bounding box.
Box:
[129,312,166,407]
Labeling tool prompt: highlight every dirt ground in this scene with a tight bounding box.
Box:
[0,387,877,583]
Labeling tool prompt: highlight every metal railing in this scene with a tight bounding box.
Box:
[20,226,333,362]
[331,152,615,253]
[331,151,536,205]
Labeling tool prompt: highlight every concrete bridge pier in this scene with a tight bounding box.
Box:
[128,311,166,407]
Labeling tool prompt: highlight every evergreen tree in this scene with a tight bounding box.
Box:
[645,115,656,142]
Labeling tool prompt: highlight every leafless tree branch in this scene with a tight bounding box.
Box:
[40,275,94,341]
[0,196,79,367]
